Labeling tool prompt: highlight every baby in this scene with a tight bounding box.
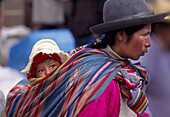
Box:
[21,39,69,78]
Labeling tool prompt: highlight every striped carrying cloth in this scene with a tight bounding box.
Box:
[6,48,148,117]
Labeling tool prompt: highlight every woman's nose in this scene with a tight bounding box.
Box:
[145,36,151,47]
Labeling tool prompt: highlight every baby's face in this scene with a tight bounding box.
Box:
[35,59,61,78]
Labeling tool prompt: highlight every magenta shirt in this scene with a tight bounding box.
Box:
[79,80,149,117]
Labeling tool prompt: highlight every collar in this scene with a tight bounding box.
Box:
[101,45,126,60]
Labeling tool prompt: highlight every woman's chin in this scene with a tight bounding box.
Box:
[130,56,140,60]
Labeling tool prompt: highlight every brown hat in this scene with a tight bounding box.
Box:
[154,0,170,22]
[89,0,168,35]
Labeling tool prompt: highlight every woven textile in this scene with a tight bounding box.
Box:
[6,48,148,117]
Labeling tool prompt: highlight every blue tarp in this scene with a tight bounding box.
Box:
[8,29,75,72]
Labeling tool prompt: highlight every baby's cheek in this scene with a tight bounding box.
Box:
[56,64,60,68]
[36,73,44,78]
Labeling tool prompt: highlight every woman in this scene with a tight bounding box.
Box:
[76,24,152,117]
[6,0,167,117]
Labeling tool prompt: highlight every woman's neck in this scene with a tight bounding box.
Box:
[101,45,126,60]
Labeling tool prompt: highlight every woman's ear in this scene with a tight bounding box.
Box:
[117,30,126,42]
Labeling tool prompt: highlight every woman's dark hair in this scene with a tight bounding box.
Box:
[90,24,146,49]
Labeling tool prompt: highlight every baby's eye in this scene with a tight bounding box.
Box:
[38,69,44,73]
[50,65,55,68]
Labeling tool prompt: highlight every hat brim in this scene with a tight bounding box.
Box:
[90,13,168,34]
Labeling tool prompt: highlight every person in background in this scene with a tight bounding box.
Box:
[32,0,65,30]
[0,2,5,116]
[137,0,170,117]
[67,0,106,47]
[25,0,32,28]
[21,39,69,86]
[0,0,2,32]
[0,89,5,117]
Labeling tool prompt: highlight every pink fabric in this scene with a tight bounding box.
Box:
[78,80,150,117]
[78,80,120,117]
[138,112,150,117]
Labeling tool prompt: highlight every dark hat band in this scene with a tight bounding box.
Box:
[104,12,150,22]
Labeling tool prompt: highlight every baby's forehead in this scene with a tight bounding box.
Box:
[40,58,58,64]
[36,58,60,69]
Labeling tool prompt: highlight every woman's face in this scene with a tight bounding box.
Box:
[119,24,151,60]
[35,59,60,78]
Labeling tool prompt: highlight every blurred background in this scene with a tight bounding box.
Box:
[0,0,155,97]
